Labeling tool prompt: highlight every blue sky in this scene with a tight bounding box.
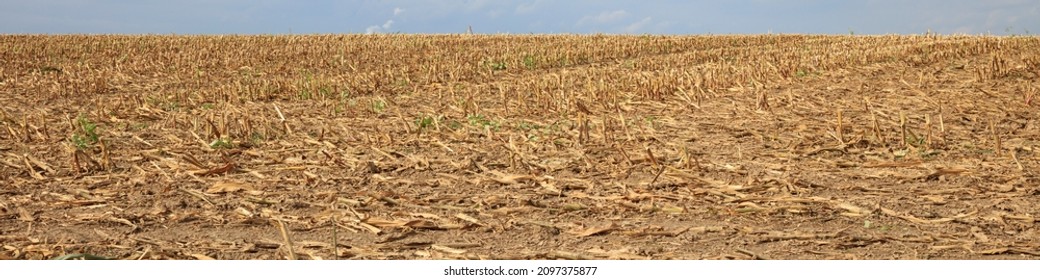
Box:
[2,0,1038,35]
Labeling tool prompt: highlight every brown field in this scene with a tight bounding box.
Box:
[1,34,1038,260]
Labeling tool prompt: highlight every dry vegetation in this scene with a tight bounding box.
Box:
[1,34,1039,260]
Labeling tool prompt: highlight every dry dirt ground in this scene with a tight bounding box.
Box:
[1,35,1039,260]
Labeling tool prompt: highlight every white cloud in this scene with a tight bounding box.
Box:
[623,17,653,33]
[366,19,394,34]
[367,7,402,34]
[577,10,629,26]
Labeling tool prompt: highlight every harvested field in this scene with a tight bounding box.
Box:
[1,34,1039,260]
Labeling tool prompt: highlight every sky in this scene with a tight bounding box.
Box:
[1,0,1038,35]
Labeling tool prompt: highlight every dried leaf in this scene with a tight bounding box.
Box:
[836,202,871,217]
[404,219,442,230]
[918,168,968,181]
[206,181,254,194]
[661,205,686,214]
[489,171,533,185]
[195,162,236,176]
[189,253,215,260]
[551,250,593,260]
[881,207,978,224]
[454,213,485,226]
[107,217,137,228]
[979,247,1040,256]
[23,156,44,180]
[571,223,617,238]
[235,207,254,217]
[356,222,382,234]
[24,154,55,174]
[364,217,408,228]
[689,226,725,234]
[411,213,442,219]
[490,206,533,216]
[586,248,649,260]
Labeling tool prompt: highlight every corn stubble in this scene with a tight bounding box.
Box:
[0,34,1038,260]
